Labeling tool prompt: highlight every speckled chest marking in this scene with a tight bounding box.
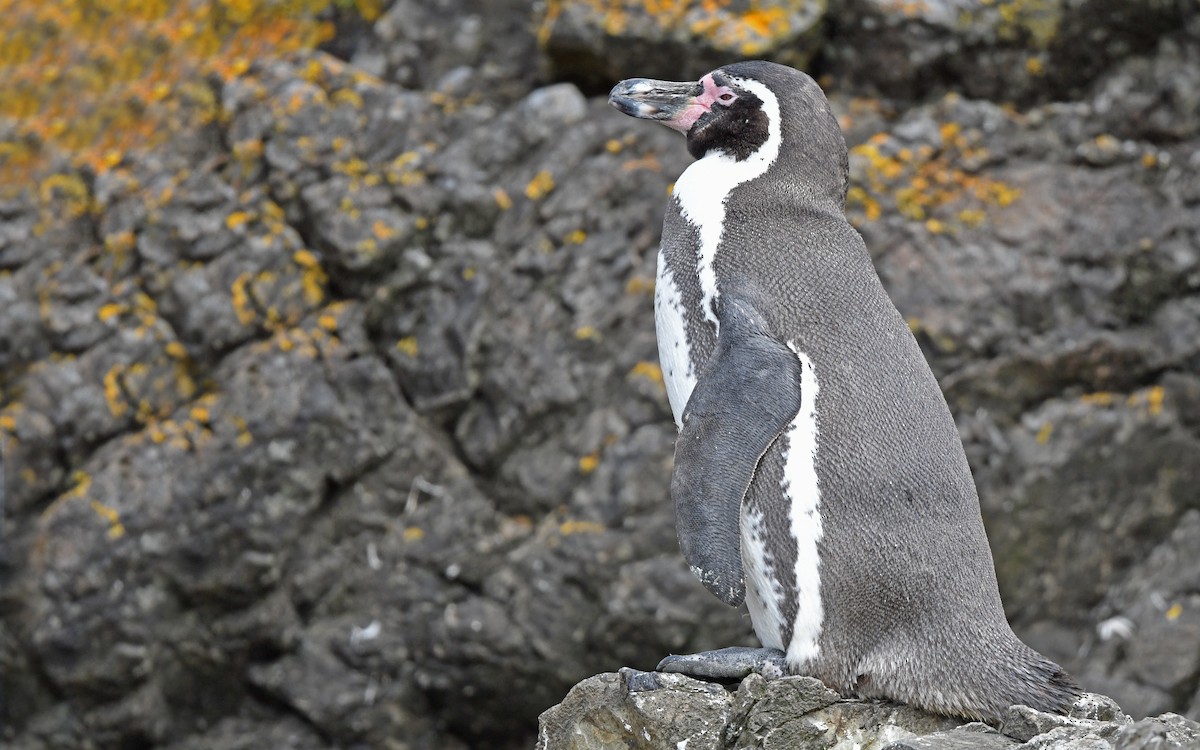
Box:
[670,77,781,334]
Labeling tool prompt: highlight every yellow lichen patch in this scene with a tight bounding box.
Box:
[300,263,328,306]
[190,405,210,423]
[493,188,513,210]
[625,275,654,295]
[372,219,397,241]
[605,139,623,154]
[293,249,319,268]
[97,302,126,322]
[402,526,425,541]
[621,153,662,172]
[231,272,257,325]
[1025,56,1045,76]
[331,88,364,109]
[1035,422,1053,444]
[395,336,419,357]
[628,361,664,386]
[90,500,126,539]
[957,208,986,227]
[233,416,253,447]
[1141,152,1158,169]
[225,210,254,231]
[1147,385,1164,416]
[0,413,16,432]
[565,229,587,245]
[1166,602,1183,621]
[318,312,338,331]
[103,364,129,417]
[1080,391,1114,407]
[849,114,1022,230]
[104,229,136,255]
[578,451,600,474]
[38,173,92,217]
[574,325,600,341]
[462,266,477,281]
[335,157,369,177]
[66,470,92,500]
[560,519,605,535]
[165,341,188,360]
[525,170,555,200]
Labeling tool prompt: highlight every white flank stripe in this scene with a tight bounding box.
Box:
[671,77,782,333]
[783,346,823,667]
[741,505,785,651]
[654,259,696,428]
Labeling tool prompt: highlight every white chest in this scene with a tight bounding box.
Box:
[654,259,696,428]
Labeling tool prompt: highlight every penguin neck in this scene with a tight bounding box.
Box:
[773,98,851,217]
[673,82,783,331]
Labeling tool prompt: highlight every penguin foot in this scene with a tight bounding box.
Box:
[657,646,787,681]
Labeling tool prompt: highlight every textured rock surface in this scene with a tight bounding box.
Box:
[538,0,826,91]
[2,2,1200,749]
[538,672,1200,750]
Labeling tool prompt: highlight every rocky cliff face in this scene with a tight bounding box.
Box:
[2,2,1199,749]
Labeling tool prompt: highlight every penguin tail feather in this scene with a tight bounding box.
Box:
[1013,649,1082,718]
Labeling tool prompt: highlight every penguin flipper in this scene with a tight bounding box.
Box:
[672,294,803,607]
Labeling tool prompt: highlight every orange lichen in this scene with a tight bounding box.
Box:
[525,170,556,200]
[0,0,381,188]
[847,109,1022,231]
[560,519,605,535]
[628,361,664,386]
[395,336,419,357]
[493,188,513,210]
[578,452,601,474]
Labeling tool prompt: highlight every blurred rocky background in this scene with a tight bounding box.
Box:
[1,1,1198,748]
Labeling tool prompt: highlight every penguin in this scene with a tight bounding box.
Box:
[608,61,1079,722]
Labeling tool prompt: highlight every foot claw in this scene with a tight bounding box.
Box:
[619,666,663,692]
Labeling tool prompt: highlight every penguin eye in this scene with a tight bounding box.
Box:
[718,92,736,103]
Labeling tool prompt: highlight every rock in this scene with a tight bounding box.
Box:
[538,0,826,91]
[1071,510,1200,721]
[1000,703,1126,743]
[823,0,1192,104]
[537,671,964,750]
[1112,714,1200,750]
[885,724,1018,750]
[538,672,1192,750]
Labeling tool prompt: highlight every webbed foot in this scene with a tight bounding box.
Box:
[657,646,787,681]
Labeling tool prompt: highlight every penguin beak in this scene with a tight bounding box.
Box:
[609,78,707,133]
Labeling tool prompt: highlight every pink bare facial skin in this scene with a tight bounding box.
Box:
[665,74,737,133]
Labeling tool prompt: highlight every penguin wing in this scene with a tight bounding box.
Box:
[672,293,803,607]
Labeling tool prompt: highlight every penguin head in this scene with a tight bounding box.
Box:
[610,61,848,202]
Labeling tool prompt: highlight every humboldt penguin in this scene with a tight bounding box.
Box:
[608,60,1078,722]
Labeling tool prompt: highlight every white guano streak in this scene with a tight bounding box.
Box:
[654,261,695,428]
[783,346,823,667]
[671,77,782,333]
